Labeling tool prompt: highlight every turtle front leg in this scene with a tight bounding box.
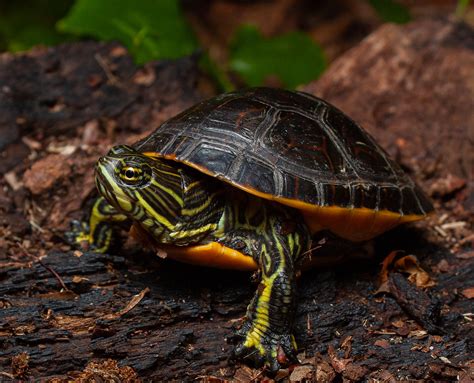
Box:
[66,196,129,253]
[234,239,299,371]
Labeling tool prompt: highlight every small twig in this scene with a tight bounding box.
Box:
[94,53,121,86]
[37,259,70,292]
[440,221,467,230]
[249,369,265,382]
[17,243,70,292]
[0,372,15,379]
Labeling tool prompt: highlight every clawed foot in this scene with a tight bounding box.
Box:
[232,320,299,372]
[65,220,94,251]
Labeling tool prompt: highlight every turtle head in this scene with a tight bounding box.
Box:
[95,145,184,227]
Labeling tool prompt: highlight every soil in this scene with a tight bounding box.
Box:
[0,17,472,383]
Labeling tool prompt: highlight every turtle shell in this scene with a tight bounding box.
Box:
[134,87,433,241]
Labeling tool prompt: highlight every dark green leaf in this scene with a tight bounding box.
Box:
[456,0,471,17]
[58,0,198,64]
[367,0,411,24]
[199,54,235,93]
[0,0,75,52]
[230,25,326,89]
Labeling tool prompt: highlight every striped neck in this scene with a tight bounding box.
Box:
[95,145,224,246]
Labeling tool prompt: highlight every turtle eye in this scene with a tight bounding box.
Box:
[120,166,141,184]
[125,168,136,179]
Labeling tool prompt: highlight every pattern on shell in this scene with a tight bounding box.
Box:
[135,88,433,216]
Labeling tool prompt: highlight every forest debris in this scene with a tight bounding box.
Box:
[72,275,89,283]
[52,314,95,334]
[4,171,23,191]
[378,250,400,291]
[378,252,435,292]
[441,221,467,230]
[77,359,139,381]
[394,255,435,288]
[232,365,263,383]
[456,250,474,259]
[374,339,390,349]
[46,142,77,156]
[198,375,228,383]
[340,335,352,358]
[369,370,397,382]
[95,53,121,86]
[327,344,351,373]
[133,65,156,86]
[433,226,448,238]
[156,248,168,259]
[433,259,451,273]
[342,364,369,382]
[102,287,150,320]
[23,154,71,195]
[81,120,101,145]
[439,356,452,364]
[408,330,428,339]
[289,365,313,382]
[429,174,466,197]
[388,273,442,334]
[461,288,474,299]
[315,359,336,383]
[11,352,29,379]
[21,136,42,151]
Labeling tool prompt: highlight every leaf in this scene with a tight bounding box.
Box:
[394,255,435,288]
[377,250,400,293]
[367,0,411,24]
[461,287,474,299]
[58,0,198,64]
[378,251,435,292]
[230,25,326,89]
[456,0,472,17]
[0,0,75,52]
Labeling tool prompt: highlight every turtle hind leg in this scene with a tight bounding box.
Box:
[65,196,129,253]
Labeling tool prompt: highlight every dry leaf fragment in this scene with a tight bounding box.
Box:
[156,248,168,259]
[315,359,336,383]
[4,171,24,191]
[232,365,263,383]
[23,154,71,195]
[72,275,89,283]
[461,287,474,299]
[374,339,390,349]
[379,250,400,283]
[79,359,138,381]
[456,251,474,259]
[408,330,428,339]
[11,352,29,378]
[289,365,313,382]
[378,251,435,291]
[102,287,150,320]
[327,344,352,373]
[340,335,353,358]
[394,255,435,288]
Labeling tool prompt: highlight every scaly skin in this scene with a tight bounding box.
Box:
[67,145,311,371]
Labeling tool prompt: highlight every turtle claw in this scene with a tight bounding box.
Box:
[232,322,299,372]
[65,220,93,250]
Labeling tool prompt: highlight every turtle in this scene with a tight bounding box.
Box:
[69,87,433,371]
